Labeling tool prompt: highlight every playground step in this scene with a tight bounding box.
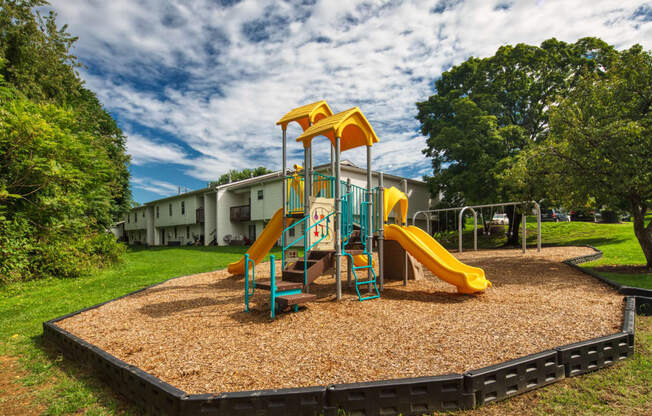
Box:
[283,250,334,285]
[255,280,303,292]
[275,293,317,308]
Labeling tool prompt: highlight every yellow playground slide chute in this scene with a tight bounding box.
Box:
[228,208,293,275]
[382,186,490,294]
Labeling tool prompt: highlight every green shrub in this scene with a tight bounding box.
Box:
[0,216,34,283]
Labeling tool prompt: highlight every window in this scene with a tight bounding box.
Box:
[142,211,145,218]
[134,211,137,223]
[186,226,190,238]
[257,189,264,200]
[156,206,159,218]
[127,214,130,223]
[288,228,295,237]
[181,201,185,215]
[169,203,172,216]
[174,226,177,238]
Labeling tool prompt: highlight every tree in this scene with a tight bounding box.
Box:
[0,0,131,219]
[0,1,130,282]
[210,167,273,187]
[512,45,652,267]
[416,37,616,245]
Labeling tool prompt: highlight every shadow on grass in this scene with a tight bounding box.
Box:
[33,334,142,415]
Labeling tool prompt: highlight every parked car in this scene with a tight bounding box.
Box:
[490,213,509,225]
[570,209,596,222]
[542,209,571,222]
[555,212,571,222]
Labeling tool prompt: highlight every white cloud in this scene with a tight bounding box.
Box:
[47,0,652,185]
[131,177,181,196]
[126,133,191,165]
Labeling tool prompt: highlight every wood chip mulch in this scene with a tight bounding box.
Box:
[56,246,624,394]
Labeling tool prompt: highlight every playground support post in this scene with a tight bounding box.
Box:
[458,207,478,253]
[330,144,335,177]
[378,173,384,291]
[366,145,373,292]
[534,201,541,252]
[346,178,352,288]
[522,213,526,253]
[402,179,408,286]
[335,136,342,301]
[281,128,286,268]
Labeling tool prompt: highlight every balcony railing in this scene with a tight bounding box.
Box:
[230,205,250,222]
[196,207,205,223]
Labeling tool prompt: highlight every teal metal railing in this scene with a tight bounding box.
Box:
[285,175,304,215]
[341,189,379,301]
[313,171,335,199]
[285,172,336,215]
[281,211,335,286]
[244,253,255,312]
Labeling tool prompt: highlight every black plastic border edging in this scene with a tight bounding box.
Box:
[43,249,641,416]
[562,245,652,315]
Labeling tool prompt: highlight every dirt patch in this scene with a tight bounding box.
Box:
[0,356,45,416]
[592,265,652,274]
[56,246,623,395]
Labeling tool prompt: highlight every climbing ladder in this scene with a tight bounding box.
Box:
[342,188,379,301]
[244,253,317,319]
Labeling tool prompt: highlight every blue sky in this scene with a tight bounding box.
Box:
[45,0,652,204]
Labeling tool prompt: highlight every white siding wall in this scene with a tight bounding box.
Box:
[204,192,217,246]
[124,207,147,231]
[250,180,282,221]
[154,195,200,228]
[146,206,155,245]
[216,188,249,245]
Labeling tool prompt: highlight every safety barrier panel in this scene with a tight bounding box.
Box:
[464,350,564,406]
[555,332,633,377]
[324,375,475,415]
[42,249,643,416]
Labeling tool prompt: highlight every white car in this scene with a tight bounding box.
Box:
[490,213,509,225]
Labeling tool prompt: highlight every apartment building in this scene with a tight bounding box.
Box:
[122,161,435,247]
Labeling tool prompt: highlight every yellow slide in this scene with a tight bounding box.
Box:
[352,254,375,268]
[384,224,491,294]
[227,208,293,275]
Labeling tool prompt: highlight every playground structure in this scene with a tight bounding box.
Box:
[227,100,491,316]
[43,104,642,416]
[413,201,543,254]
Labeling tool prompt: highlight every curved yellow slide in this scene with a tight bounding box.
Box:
[227,208,293,275]
[384,224,491,294]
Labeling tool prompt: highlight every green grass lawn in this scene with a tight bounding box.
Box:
[0,221,650,415]
[440,219,652,289]
[0,245,287,415]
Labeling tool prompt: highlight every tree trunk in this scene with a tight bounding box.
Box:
[631,199,652,269]
[505,205,522,247]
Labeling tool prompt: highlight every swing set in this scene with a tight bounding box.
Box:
[413,201,542,253]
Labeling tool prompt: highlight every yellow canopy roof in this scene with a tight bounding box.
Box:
[383,186,408,224]
[276,100,333,131]
[295,107,380,151]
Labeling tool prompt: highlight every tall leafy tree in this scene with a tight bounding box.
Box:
[416,37,615,244]
[0,0,130,219]
[511,45,652,266]
[0,1,130,282]
[210,167,273,186]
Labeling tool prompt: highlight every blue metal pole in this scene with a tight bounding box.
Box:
[270,254,276,319]
[244,253,250,312]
